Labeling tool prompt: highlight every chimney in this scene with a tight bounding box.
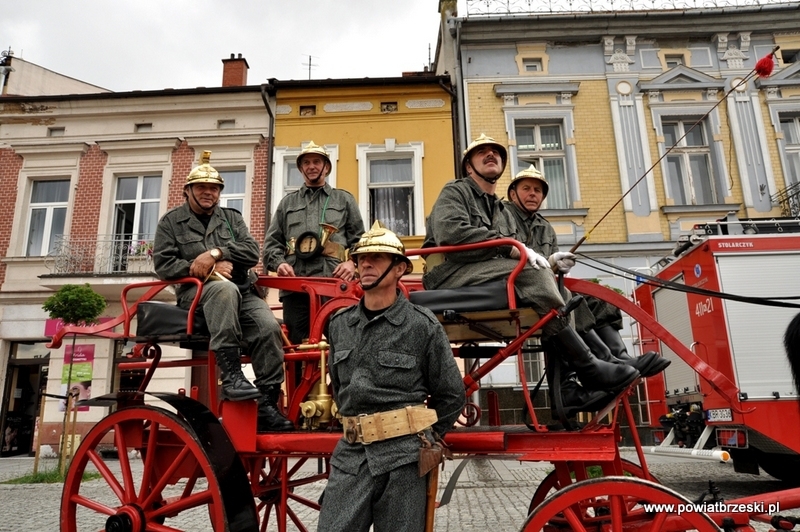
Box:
[222,53,249,87]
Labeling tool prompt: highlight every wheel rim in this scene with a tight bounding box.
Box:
[529,458,658,513]
[60,406,226,531]
[522,476,720,532]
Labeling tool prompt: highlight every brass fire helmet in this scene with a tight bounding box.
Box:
[460,133,508,178]
[296,141,332,177]
[508,164,549,199]
[185,150,225,189]
[350,221,413,274]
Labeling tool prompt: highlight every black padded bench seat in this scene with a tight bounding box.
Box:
[409,281,541,343]
[135,301,209,348]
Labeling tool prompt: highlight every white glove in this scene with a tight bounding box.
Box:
[549,251,577,273]
[525,247,550,270]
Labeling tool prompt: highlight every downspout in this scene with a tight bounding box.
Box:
[260,81,277,232]
[452,16,467,177]
[438,79,460,182]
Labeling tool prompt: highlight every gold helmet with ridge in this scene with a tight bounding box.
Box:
[460,133,508,178]
[296,141,332,177]
[185,150,224,189]
[351,221,413,274]
[508,164,548,198]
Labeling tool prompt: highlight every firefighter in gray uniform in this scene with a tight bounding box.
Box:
[263,141,364,345]
[317,222,465,532]
[423,134,638,397]
[153,151,292,432]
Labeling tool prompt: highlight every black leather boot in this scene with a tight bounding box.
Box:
[216,348,261,401]
[544,344,613,422]
[555,327,639,393]
[595,325,671,378]
[257,386,294,432]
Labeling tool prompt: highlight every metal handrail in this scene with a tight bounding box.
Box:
[44,234,155,275]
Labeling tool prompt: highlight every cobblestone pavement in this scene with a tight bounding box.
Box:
[1,450,799,531]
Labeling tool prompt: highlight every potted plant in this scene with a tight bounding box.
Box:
[42,284,106,473]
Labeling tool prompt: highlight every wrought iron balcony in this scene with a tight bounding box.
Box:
[465,0,794,15]
[771,182,800,218]
[44,234,155,276]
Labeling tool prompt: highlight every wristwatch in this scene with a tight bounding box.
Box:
[209,248,222,261]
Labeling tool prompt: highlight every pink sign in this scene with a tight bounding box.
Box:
[45,317,112,337]
[60,344,95,412]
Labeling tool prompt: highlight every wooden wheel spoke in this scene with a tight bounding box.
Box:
[71,493,116,516]
[86,448,127,504]
[141,444,193,510]
[152,488,214,517]
[138,419,160,504]
[610,494,624,531]
[113,422,137,503]
[649,510,668,531]
[562,505,590,531]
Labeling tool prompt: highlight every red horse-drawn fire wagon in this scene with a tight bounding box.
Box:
[49,237,800,531]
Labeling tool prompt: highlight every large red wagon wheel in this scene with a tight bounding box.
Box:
[529,458,658,513]
[522,476,720,532]
[251,455,330,532]
[61,406,242,531]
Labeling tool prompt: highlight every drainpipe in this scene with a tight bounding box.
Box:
[260,81,277,232]
[452,16,467,176]
[438,79,460,182]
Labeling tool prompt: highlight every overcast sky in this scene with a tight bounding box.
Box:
[3,0,456,92]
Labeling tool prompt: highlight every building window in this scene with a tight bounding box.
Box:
[26,179,69,256]
[113,175,161,270]
[219,169,246,212]
[357,142,424,236]
[368,158,414,236]
[663,120,720,205]
[522,58,543,72]
[782,50,800,65]
[47,127,65,137]
[299,106,316,116]
[135,123,152,133]
[284,159,305,193]
[515,123,569,209]
[217,119,235,129]
[780,116,800,185]
[665,55,684,68]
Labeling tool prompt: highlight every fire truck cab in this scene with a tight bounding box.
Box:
[635,216,800,481]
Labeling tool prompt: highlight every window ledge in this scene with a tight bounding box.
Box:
[539,208,589,218]
[661,203,741,215]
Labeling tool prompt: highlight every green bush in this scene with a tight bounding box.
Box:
[42,284,106,325]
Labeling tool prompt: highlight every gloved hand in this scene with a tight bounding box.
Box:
[525,248,550,270]
[549,251,577,273]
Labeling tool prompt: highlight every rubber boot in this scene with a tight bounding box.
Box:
[216,348,261,401]
[257,386,294,432]
[595,325,671,378]
[554,327,639,394]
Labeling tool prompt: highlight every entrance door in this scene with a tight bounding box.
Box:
[1,347,49,457]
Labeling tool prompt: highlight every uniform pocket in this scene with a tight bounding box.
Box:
[377,351,416,370]
[332,348,352,365]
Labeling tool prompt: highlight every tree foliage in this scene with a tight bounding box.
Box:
[42,284,106,326]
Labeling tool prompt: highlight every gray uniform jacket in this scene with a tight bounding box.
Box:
[422,177,518,290]
[154,203,260,300]
[504,201,558,257]
[263,183,364,295]
[327,294,466,477]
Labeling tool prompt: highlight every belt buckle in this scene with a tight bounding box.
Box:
[343,414,369,445]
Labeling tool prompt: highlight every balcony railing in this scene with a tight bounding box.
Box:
[44,234,155,276]
[771,182,800,218]
[465,0,795,15]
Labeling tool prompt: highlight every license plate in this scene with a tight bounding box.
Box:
[706,408,733,422]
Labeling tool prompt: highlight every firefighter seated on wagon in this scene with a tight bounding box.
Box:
[422,134,641,418]
[152,151,293,432]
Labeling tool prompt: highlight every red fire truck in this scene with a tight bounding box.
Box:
[634,217,800,481]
